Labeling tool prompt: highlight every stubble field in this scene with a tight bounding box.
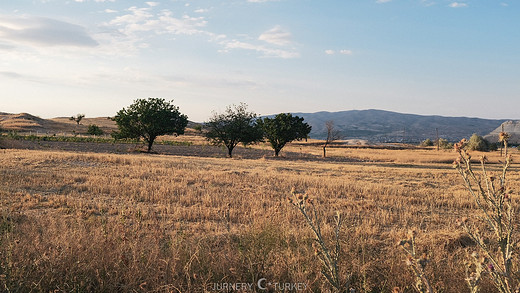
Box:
[0,141,519,292]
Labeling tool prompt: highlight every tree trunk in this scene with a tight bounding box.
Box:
[274,148,280,157]
[323,145,326,158]
[147,139,154,152]
[227,146,234,158]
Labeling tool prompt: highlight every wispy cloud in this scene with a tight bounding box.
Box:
[376,0,392,3]
[221,39,299,59]
[258,25,292,46]
[0,15,98,47]
[325,49,353,55]
[145,2,159,7]
[108,7,207,36]
[448,2,468,8]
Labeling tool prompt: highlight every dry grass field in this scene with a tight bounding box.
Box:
[0,138,519,292]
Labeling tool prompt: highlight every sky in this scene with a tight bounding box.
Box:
[0,0,518,122]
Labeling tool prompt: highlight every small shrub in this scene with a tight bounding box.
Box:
[465,134,490,152]
[436,138,453,150]
[87,124,104,136]
[420,139,434,147]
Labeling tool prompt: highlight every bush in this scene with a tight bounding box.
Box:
[87,124,104,136]
[465,133,490,151]
[420,139,434,147]
[436,138,453,149]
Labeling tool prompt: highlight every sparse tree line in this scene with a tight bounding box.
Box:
[111,98,311,156]
[420,134,499,152]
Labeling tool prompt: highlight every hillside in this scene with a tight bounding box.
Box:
[0,112,118,134]
[291,109,506,142]
[484,120,520,144]
[0,112,201,136]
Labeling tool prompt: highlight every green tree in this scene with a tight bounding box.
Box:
[204,103,262,157]
[466,133,489,151]
[420,138,434,147]
[87,124,104,136]
[259,113,311,157]
[69,114,85,125]
[113,98,188,152]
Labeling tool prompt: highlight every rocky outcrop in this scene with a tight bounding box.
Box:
[484,121,520,144]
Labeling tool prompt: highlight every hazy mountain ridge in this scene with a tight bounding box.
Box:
[290,109,507,142]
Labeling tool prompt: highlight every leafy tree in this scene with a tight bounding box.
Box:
[204,103,262,157]
[466,133,490,151]
[259,113,311,157]
[87,124,104,136]
[113,98,188,152]
[69,114,85,125]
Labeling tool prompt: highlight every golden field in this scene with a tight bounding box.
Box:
[0,140,519,292]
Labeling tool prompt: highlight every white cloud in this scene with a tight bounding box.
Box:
[0,15,98,47]
[376,0,392,3]
[258,25,292,46]
[104,9,118,13]
[448,2,468,8]
[108,6,207,35]
[325,49,352,55]
[146,2,159,7]
[194,9,209,13]
[222,39,299,59]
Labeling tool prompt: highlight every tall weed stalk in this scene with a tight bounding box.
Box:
[453,137,517,293]
[288,189,350,292]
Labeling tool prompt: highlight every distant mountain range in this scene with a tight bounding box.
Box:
[290,109,507,142]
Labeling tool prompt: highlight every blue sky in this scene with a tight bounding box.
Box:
[0,0,518,122]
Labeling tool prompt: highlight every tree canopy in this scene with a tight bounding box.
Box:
[259,113,311,157]
[204,103,262,157]
[113,98,188,152]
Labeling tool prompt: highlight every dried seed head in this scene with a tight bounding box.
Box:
[499,132,510,142]
[471,251,479,258]
[405,256,413,266]
[408,229,417,239]
[306,198,313,205]
[297,194,303,200]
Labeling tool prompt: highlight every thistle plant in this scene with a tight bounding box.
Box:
[288,189,350,292]
[464,251,485,293]
[453,137,517,293]
[398,229,433,293]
